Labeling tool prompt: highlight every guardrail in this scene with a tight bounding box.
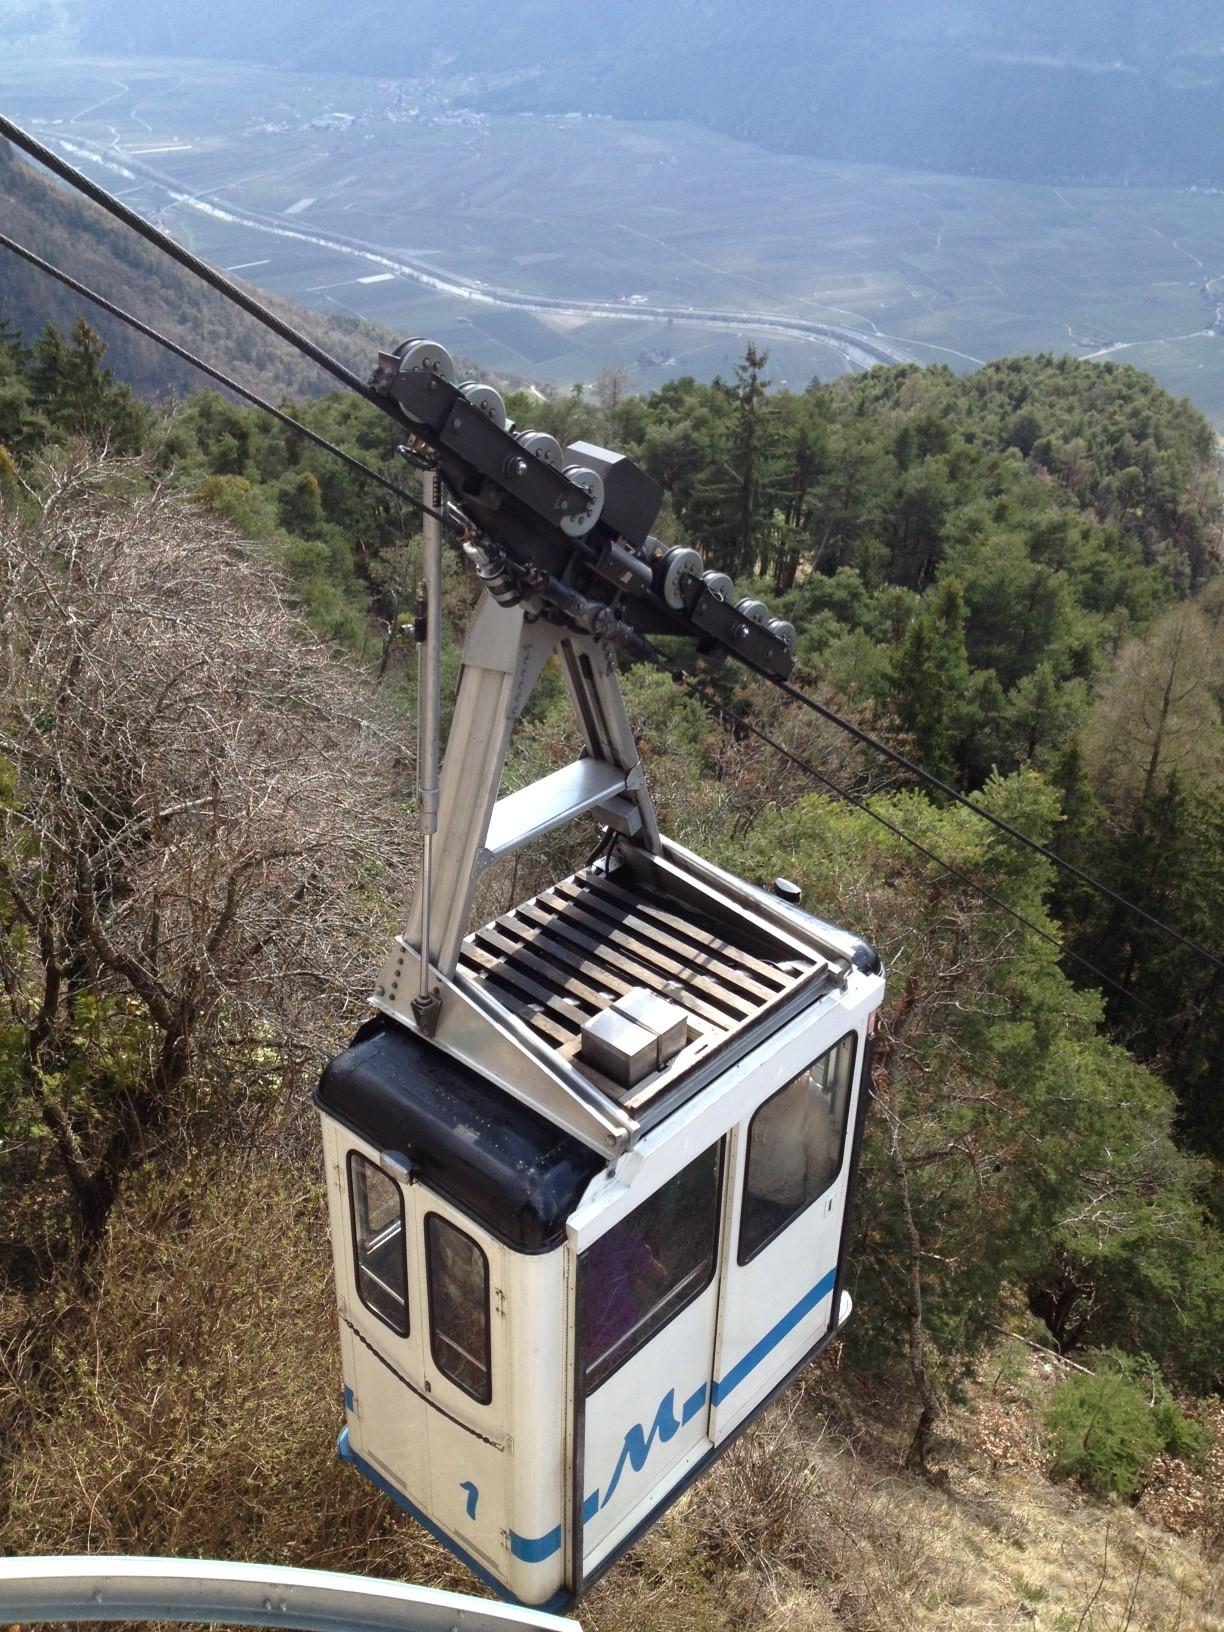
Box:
[0,1556,581,1632]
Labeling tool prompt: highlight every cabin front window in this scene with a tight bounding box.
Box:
[580,1140,723,1393]
[739,1032,858,1264]
[425,1214,492,1404]
[348,1151,409,1336]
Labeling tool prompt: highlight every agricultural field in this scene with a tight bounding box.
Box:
[5,51,1224,418]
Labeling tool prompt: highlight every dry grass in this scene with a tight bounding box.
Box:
[586,1350,1224,1632]
[2,1167,1219,1632]
[0,1156,469,1598]
[1138,1399,1224,1549]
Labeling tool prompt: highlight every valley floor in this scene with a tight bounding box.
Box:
[5,51,1224,423]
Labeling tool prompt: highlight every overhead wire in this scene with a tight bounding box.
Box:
[655,659,1158,1016]
[0,230,456,530]
[771,674,1224,975]
[0,109,1209,985]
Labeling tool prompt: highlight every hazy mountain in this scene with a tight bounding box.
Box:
[73,0,1224,186]
[0,141,398,400]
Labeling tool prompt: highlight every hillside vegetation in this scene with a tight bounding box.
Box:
[0,138,398,402]
[1,323,1222,1625]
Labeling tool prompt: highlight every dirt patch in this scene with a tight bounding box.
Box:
[1138,1398,1224,1546]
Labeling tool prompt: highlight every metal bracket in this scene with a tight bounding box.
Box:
[410,987,442,1038]
[374,591,666,1157]
[403,593,661,980]
[374,937,636,1157]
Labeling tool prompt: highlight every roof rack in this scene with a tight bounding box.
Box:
[372,595,854,1157]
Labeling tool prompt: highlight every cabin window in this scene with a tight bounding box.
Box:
[425,1214,492,1404]
[739,1031,858,1264]
[580,1140,723,1394]
[348,1152,409,1336]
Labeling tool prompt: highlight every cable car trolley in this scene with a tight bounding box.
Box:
[316,339,885,1611]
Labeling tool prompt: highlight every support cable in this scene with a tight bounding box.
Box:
[0,114,388,411]
[772,675,1224,974]
[658,660,1157,1016]
[0,230,455,529]
[0,112,1205,977]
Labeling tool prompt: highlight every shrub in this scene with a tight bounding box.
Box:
[1153,1397,1207,1466]
[1044,1354,1205,1497]
[1045,1370,1162,1496]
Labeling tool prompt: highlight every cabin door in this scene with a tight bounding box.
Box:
[335,1144,432,1507]
[576,1139,725,1579]
[412,1187,509,1576]
[709,1028,860,1439]
[336,1143,508,1574]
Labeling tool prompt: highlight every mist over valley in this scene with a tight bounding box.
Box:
[4,18,1224,423]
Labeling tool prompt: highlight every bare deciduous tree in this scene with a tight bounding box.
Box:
[1084,601,1223,817]
[0,452,408,1258]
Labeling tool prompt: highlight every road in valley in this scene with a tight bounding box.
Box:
[44,133,919,374]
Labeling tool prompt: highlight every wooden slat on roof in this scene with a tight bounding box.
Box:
[457,860,821,1110]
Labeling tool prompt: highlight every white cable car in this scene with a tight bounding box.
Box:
[316,343,885,1612]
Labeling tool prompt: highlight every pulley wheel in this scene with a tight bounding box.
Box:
[660,547,704,611]
[559,466,605,538]
[459,381,508,430]
[395,339,457,385]
[517,430,564,469]
[768,618,797,653]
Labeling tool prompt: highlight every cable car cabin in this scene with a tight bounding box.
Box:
[318,850,881,1610]
[315,577,884,1612]
[313,339,885,1612]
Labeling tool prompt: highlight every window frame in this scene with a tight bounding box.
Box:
[737,1030,858,1267]
[347,1149,410,1338]
[424,1211,493,1406]
[580,1139,725,1397]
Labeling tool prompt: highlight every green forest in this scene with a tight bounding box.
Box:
[1,314,1222,1625]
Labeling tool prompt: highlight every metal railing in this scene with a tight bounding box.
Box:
[0,1557,580,1632]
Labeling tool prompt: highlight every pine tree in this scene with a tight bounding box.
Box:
[1103,780,1224,1155]
[886,578,972,782]
[28,320,146,453]
[277,469,325,537]
[730,344,772,577]
[697,346,782,576]
[0,311,27,368]
[1003,661,1085,768]
[0,315,45,455]
[1084,601,1222,817]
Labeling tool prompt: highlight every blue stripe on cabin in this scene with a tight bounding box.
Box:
[337,1429,541,1604]
[682,1382,707,1423]
[710,1269,836,1406]
[509,1524,562,1563]
[505,1267,837,1563]
[340,1271,839,1569]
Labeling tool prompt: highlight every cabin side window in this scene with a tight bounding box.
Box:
[580,1140,723,1394]
[348,1151,409,1336]
[425,1214,492,1404]
[738,1031,858,1265]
